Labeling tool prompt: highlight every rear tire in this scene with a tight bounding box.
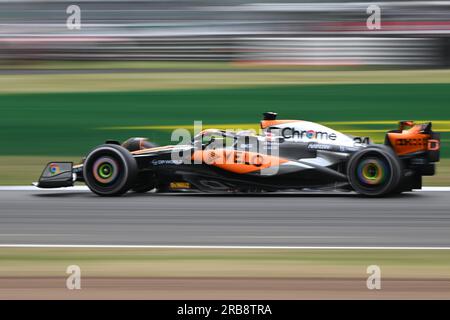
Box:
[347,146,403,197]
[83,144,138,196]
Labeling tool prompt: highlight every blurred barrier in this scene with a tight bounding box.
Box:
[0,0,449,65]
[0,36,440,65]
[236,37,440,65]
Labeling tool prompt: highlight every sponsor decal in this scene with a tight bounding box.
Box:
[307,143,332,150]
[221,151,265,167]
[396,138,428,146]
[206,150,221,163]
[428,139,440,151]
[48,163,61,175]
[170,182,191,189]
[308,143,358,153]
[151,159,183,165]
[280,127,337,141]
[231,152,264,167]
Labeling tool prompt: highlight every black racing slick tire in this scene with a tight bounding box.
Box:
[347,146,403,197]
[83,144,138,196]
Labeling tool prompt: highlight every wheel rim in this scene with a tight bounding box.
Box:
[92,157,119,184]
[357,158,387,186]
[98,163,113,179]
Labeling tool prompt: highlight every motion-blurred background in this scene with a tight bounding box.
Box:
[0,0,449,184]
[1,1,450,300]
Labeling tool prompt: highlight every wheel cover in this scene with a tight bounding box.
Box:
[92,157,119,184]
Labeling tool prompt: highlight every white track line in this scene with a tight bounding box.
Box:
[420,187,450,191]
[0,186,89,191]
[0,244,449,250]
[1,186,450,191]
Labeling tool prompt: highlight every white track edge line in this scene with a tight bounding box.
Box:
[1,186,450,191]
[0,186,89,191]
[0,244,449,250]
[420,187,450,191]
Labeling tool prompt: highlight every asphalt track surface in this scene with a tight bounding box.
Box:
[0,189,449,248]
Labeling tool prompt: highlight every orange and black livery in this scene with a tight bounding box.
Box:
[35,113,440,197]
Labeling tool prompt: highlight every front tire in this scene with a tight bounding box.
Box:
[83,144,138,196]
[347,146,403,197]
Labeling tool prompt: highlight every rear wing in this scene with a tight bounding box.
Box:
[34,162,75,188]
[385,121,440,162]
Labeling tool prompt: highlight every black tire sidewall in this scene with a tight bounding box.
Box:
[347,146,402,196]
[83,145,137,196]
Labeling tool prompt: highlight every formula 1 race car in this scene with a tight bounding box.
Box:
[35,112,440,197]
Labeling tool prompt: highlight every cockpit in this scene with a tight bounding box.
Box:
[193,129,240,150]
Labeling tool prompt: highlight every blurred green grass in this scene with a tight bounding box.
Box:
[1,248,449,279]
[1,69,450,94]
